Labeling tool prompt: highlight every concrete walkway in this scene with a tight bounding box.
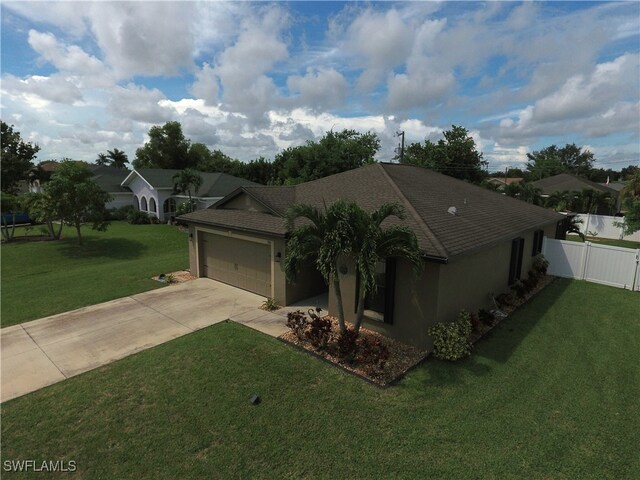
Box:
[1,278,287,403]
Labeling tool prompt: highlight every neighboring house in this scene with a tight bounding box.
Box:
[179,163,564,350]
[29,162,132,210]
[532,173,619,213]
[121,168,259,222]
[487,177,523,190]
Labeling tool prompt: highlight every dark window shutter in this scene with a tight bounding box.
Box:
[509,238,524,285]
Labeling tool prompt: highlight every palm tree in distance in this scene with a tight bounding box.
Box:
[106,148,129,169]
[172,169,203,213]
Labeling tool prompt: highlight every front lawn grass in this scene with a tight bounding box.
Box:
[2,278,638,479]
[1,221,188,327]
[566,234,640,249]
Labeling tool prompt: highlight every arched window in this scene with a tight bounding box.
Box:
[149,197,157,213]
[164,198,176,214]
[141,196,148,211]
[133,195,140,211]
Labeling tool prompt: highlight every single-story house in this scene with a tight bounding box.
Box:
[120,168,259,222]
[179,163,564,350]
[29,163,132,210]
[487,177,523,190]
[531,173,619,213]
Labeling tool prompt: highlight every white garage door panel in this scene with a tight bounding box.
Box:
[200,233,271,297]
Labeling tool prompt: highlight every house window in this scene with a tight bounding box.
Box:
[508,237,525,285]
[355,258,396,324]
[141,196,148,211]
[164,198,176,214]
[133,195,140,211]
[149,198,157,213]
[532,229,544,256]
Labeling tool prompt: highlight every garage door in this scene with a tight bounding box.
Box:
[199,232,271,297]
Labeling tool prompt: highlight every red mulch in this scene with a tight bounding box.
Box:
[280,317,427,387]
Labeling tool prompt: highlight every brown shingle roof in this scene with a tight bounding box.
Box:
[179,209,286,236]
[181,163,563,260]
[532,173,618,196]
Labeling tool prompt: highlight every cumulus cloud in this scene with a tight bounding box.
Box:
[190,63,219,106]
[344,8,414,91]
[1,74,83,107]
[286,68,349,111]
[107,84,174,124]
[213,7,289,122]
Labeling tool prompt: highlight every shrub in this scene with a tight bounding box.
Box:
[306,311,332,350]
[358,337,390,373]
[165,273,176,284]
[176,200,197,216]
[510,280,528,299]
[127,210,152,225]
[286,310,308,340]
[478,308,495,327]
[261,297,279,312]
[495,293,512,308]
[532,254,549,276]
[337,328,359,362]
[470,312,483,334]
[108,205,135,221]
[428,310,472,361]
[523,270,539,292]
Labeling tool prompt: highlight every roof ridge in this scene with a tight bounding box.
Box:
[376,163,449,259]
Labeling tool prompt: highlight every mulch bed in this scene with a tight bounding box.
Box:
[152,270,197,284]
[280,317,427,387]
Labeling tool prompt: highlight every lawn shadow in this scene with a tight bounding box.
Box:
[474,278,571,364]
[57,236,148,260]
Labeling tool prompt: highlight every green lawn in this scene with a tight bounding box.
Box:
[2,279,638,479]
[566,234,640,249]
[1,222,188,327]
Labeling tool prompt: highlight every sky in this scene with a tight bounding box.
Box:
[1,1,639,173]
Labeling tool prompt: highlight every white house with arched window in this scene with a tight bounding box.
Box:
[121,168,258,222]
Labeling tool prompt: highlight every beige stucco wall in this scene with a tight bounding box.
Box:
[326,223,559,350]
[223,193,272,213]
[328,257,441,349]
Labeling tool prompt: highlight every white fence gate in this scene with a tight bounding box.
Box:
[543,238,640,291]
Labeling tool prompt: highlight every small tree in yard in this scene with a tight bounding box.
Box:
[172,169,203,213]
[23,192,63,240]
[44,161,112,244]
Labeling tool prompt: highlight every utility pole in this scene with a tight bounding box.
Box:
[396,130,405,163]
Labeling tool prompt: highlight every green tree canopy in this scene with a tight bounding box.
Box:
[273,129,380,185]
[44,161,112,244]
[400,125,487,183]
[526,143,595,180]
[134,122,194,170]
[1,121,40,194]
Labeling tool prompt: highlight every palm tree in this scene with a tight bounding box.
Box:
[285,201,354,334]
[172,169,203,213]
[95,153,109,166]
[518,183,542,205]
[285,200,423,335]
[347,203,422,333]
[503,183,521,198]
[106,148,129,169]
[620,170,640,201]
[545,190,572,212]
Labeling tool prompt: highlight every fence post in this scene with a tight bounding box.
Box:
[580,241,591,281]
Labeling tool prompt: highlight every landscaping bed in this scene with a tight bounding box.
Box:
[280,314,427,387]
[152,270,196,284]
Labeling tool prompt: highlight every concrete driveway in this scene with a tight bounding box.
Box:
[1,278,288,403]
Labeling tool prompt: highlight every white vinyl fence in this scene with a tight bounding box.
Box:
[575,214,640,242]
[543,238,640,291]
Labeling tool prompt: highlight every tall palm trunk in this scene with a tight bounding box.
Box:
[332,261,346,334]
[353,279,367,333]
